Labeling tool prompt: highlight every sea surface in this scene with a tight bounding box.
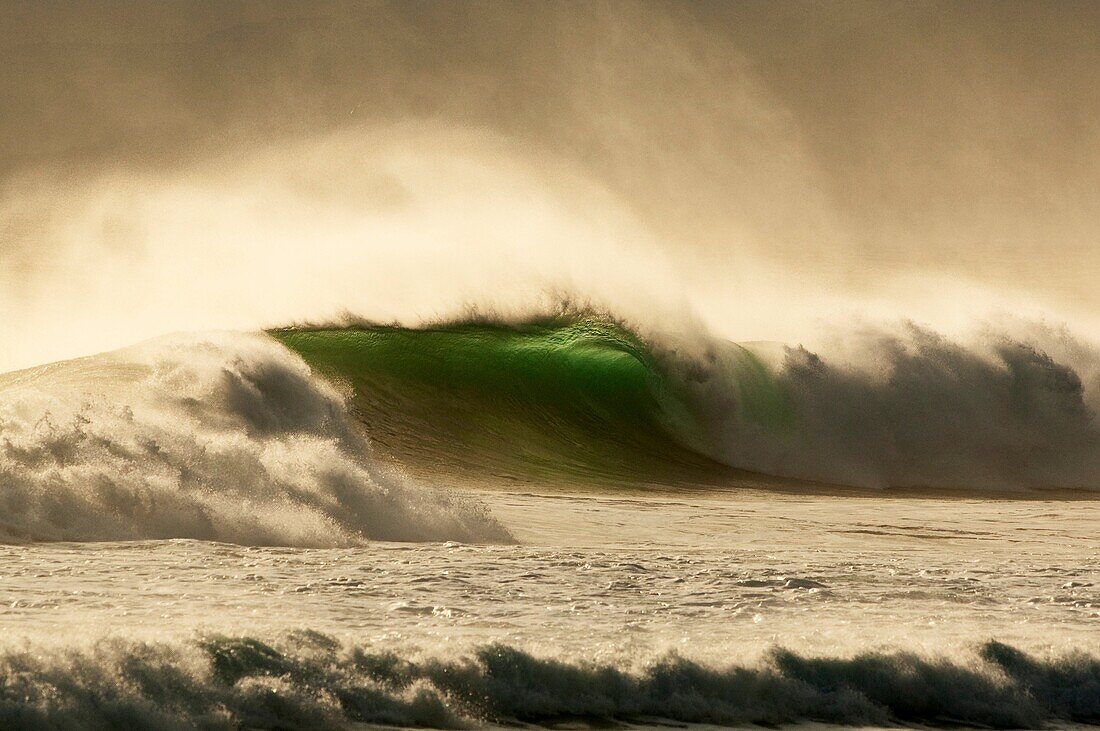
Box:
[0,317,1097,728]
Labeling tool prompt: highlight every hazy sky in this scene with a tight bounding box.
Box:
[1,1,1099,369]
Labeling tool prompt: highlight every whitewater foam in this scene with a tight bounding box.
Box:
[0,333,510,546]
[647,320,1100,491]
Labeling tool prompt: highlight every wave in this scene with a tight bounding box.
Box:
[273,313,1100,492]
[0,333,510,545]
[0,633,1095,729]
[3,309,1098,535]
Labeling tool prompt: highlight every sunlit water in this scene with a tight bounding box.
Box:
[4,488,1096,659]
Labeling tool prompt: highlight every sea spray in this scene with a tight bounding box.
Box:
[0,333,510,545]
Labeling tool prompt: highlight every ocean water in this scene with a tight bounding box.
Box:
[0,317,1098,728]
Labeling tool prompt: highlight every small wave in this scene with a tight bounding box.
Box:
[0,333,510,546]
[0,633,1095,729]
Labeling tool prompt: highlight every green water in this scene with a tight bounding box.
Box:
[272,318,783,486]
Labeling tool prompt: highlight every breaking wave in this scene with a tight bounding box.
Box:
[0,633,1096,729]
[0,333,510,545]
[273,313,1100,492]
[3,307,1099,544]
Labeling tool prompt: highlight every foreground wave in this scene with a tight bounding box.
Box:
[0,633,1096,729]
[274,313,1100,491]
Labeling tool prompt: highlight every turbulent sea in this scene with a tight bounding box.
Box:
[0,314,1097,729]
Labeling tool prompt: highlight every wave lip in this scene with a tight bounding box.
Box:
[0,634,1095,729]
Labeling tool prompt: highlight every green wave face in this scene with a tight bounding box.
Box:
[272,319,763,486]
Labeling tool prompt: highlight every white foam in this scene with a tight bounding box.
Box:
[0,332,510,545]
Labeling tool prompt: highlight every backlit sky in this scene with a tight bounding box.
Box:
[1,1,1098,369]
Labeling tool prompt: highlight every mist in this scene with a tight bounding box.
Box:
[2,1,1100,370]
